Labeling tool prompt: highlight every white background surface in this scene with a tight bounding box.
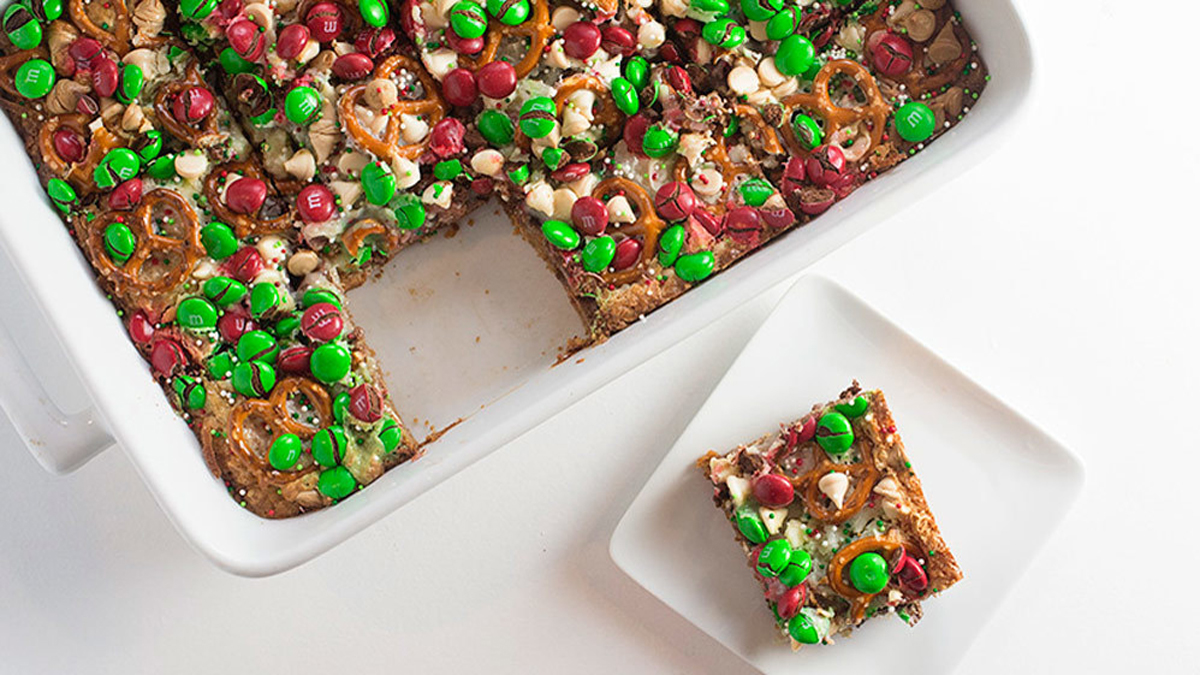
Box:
[1,0,1197,672]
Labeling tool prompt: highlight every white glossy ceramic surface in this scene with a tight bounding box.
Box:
[609,275,1085,674]
[0,0,1032,575]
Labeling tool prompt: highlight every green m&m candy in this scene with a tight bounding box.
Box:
[766,7,800,40]
[284,85,322,125]
[208,350,234,379]
[623,56,648,90]
[756,539,792,577]
[302,287,342,309]
[787,610,821,644]
[518,96,556,138]
[642,124,677,158]
[542,219,579,250]
[249,282,281,317]
[359,0,388,27]
[203,276,247,307]
[449,0,488,38]
[134,129,163,163]
[848,552,889,594]
[486,0,528,25]
[318,466,356,499]
[581,235,616,273]
[146,153,176,180]
[740,0,782,22]
[778,549,813,587]
[775,34,815,76]
[103,222,136,264]
[701,19,745,49]
[675,251,715,282]
[115,63,144,104]
[657,224,685,266]
[379,418,403,452]
[610,77,639,116]
[177,297,218,330]
[311,425,348,467]
[46,178,76,213]
[37,0,64,20]
[541,147,565,170]
[93,148,140,189]
[360,162,396,205]
[173,375,207,409]
[14,58,53,98]
[895,101,936,143]
[734,505,767,544]
[434,158,462,180]
[332,391,351,424]
[835,395,869,418]
[816,411,853,454]
[200,221,238,259]
[689,0,729,17]
[310,342,351,383]
[4,4,42,50]
[237,330,279,364]
[507,164,529,185]
[232,360,276,397]
[180,0,217,20]
[792,113,822,150]
[219,47,257,75]
[477,109,514,145]
[274,313,302,340]
[394,193,426,230]
[739,177,774,207]
[268,433,303,470]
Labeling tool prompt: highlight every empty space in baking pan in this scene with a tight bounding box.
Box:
[348,200,584,436]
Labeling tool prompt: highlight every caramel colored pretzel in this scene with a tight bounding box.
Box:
[554,74,623,129]
[37,114,121,195]
[228,377,333,480]
[591,177,665,287]
[339,54,445,162]
[860,5,970,99]
[826,535,912,623]
[787,429,880,524]
[70,0,132,55]
[154,62,225,149]
[779,60,890,159]
[83,188,203,309]
[458,0,553,80]
[203,160,293,238]
[342,217,399,257]
[0,47,48,100]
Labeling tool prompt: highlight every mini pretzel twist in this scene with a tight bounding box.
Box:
[826,535,911,623]
[339,54,445,162]
[590,177,665,287]
[672,105,781,213]
[37,113,121,195]
[228,377,333,481]
[203,160,294,238]
[83,188,203,310]
[787,420,880,524]
[154,62,225,149]
[342,217,399,257]
[458,0,553,80]
[70,0,132,55]
[779,60,890,158]
[554,74,623,129]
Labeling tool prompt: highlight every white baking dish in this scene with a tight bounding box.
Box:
[0,0,1032,576]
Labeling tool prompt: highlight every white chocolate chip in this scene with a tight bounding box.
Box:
[422,180,454,209]
[329,179,362,209]
[174,151,208,180]
[525,181,555,217]
[660,0,687,17]
[691,167,725,197]
[757,57,787,87]
[873,477,908,519]
[296,39,320,65]
[748,20,768,42]
[678,132,713,168]
[759,507,787,535]
[606,195,635,223]
[551,187,577,221]
[836,21,865,52]
[336,150,370,176]
[244,2,274,30]
[772,77,799,97]
[425,48,459,79]
[637,21,665,50]
[470,149,505,177]
[708,456,734,483]
[818,473,850,509]
[550,6,579,30]
[287,249,321,276]
[120,104,145,132]
[727,66,760,95]
[419,0,447,29]
[392,156,420,189]
[567,173,599,200]
[122,48,168,80]
[561,109,591,137]
[363,78,399,110]
[282,149,316,183]
[726,475,750,507]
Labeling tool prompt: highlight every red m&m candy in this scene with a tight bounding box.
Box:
[654,181,696,221]
[172,86,214,124]
[301,302,343,342]
[276,24,311,60]
[752,473,794,507]
[562,21,601,60]
[348,383,383,422]
[225,177,267,215]
[306,1,344,42]
[476,61,516,99]
[571,196,608,236]
[297,184,335,222]
[442,68,478,107]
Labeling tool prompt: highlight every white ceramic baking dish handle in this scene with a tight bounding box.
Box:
[0,302,115,475]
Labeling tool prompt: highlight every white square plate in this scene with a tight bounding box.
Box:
[609,275,1084,673]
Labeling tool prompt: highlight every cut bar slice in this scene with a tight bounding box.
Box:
[697,384,961,648]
